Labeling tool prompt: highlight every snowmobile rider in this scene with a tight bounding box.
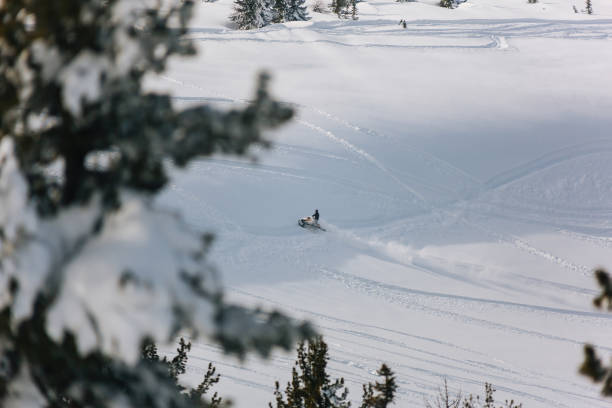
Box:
[312,209,319,224]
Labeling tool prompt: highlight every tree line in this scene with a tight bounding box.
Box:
[141,334,524,408]
[230,0,359,30]
[231,0,310,30]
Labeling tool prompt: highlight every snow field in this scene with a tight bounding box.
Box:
[152,0,612,406]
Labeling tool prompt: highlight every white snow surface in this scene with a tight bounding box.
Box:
[151,0,612,407]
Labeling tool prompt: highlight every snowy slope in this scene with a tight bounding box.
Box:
[151,0,612,406]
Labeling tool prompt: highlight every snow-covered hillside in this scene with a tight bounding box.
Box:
[151,0,612,406]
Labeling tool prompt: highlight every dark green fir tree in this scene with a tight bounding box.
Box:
[360,364,397,408]
[270,337,350,408]
[580,268,612,396]
[586,0,593,14]
[440,0,454,8]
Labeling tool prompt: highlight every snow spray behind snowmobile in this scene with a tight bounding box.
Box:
[298,216,326,231]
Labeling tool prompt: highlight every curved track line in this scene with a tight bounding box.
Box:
[466,218,593,276]
[228,287,605,407]
[558,229,612,249]
[300,105,482,187]
[161,74,483,198]
[321,268,612,349]
[297,119,429,205]
[485,139,612,190]
[321,268,610,321]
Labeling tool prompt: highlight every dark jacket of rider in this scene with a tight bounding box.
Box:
[312,209,319,221]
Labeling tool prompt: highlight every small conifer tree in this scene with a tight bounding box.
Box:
[351,0,359,20]
[285,0,310,22]
[462,383,522,408]
[579,268,612,396]
[586,0,593,14]
[330,0,351,18]
[187,363,224,408]
[440,0,454,8]
[141,338,224,407]
[360,364,397,408]
[270,337,350,408]
[273,0,287,23]
[330,0,340,15]
[231,0,273,29]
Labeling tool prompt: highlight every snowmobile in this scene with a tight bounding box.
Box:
[298,216,326,231]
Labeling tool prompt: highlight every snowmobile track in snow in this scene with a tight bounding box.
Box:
[227,287,605,408]
[186,19,612,51]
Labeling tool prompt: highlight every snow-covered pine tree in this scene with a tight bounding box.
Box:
[285,0,310,22]
[440,0,454,8]
[270,337,351,408]
[231,0,273,29]
[266,0,277,24]
[330,0,350,18]
[330,0,340,16]
[351,0,358,20]
[0,0,313,406]
[312,0,327,13]
[273,0,287,23]
[586,0,593,14]
[341,0,352,19]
